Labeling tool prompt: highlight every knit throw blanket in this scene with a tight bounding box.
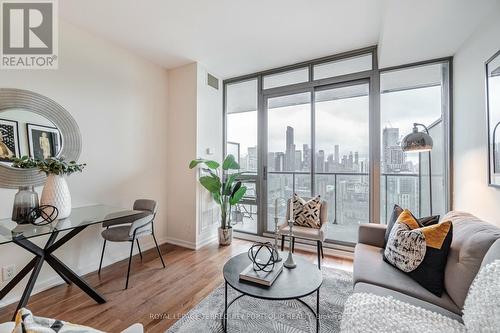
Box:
[12,308,103,333]
[341,260,500,333]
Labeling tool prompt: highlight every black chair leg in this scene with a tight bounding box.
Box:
[316,241,321,270]
[292,237,295,253]
[125,237,135,289]
[281,235,285,251]
[152,232,166,268]
[98,240,106,275]
[136,239,143,261]
[320,242,324,259]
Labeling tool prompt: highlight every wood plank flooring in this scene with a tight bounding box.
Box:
[0,239,352,332]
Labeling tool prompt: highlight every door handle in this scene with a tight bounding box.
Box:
[263,166,267,181]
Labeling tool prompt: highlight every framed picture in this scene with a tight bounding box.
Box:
[0,118,20,162]
[27,123,61,160]
[486,49,500,186]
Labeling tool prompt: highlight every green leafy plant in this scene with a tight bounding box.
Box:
[10,155,39,169]
[189,154,247,229]
[37,157,86,176]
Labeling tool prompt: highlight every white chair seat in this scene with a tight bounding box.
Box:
[278,223,327,242]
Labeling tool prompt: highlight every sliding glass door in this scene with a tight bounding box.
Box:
[263,81,370,244]
[314,82,370,244]
[265,91,312,233]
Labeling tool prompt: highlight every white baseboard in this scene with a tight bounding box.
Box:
[164,235,218,250]
[195,234,218,250]
[164,236,196,250]
[0,237,169,309]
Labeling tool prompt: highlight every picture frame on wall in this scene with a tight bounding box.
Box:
[0,118,21,162]
[486,49,500,187]
[27,123,61,160]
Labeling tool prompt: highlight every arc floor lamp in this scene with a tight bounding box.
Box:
[401,123,434,215]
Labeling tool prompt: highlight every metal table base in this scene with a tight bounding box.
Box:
[222,281,320,333]
[0,225,105,320]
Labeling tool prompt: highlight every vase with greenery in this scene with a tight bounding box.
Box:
[189,154,247,245]
[37,157,86,219]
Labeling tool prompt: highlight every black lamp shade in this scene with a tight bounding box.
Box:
[401,128,433,152]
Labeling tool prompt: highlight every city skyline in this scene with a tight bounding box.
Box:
[235,124,418,175]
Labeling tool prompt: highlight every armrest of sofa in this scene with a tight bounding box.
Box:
[358,224,387,248]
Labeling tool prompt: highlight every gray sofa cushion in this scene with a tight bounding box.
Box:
[354,282,463,323]
[442,211,500,309]
[353,243,461,314]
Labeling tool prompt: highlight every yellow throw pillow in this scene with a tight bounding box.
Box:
[384,209,453,296]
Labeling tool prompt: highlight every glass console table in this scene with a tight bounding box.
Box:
[0,204,148,320]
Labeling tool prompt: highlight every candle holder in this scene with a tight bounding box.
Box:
[283,219,297,269]
[273,198,285,262]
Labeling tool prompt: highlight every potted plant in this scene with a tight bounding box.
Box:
[189,154,247,246]
[37,157,86,219]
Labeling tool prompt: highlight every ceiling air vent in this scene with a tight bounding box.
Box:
[207,73,219,90]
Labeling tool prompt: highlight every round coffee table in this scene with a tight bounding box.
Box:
[222,253,323,332]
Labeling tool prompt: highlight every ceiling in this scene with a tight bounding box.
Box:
[60,0,500,79]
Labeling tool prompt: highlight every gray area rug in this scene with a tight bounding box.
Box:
[166,267,353,333]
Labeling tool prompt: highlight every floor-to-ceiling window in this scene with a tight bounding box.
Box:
[223,47,451,248]
[225,78,259,234]
[380,62,451,223]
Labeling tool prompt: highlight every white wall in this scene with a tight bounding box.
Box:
[196,64,223,247]
[165,63,198,248]
[165,62,223,249]
[0,21,169,306]
[453,8,500,226]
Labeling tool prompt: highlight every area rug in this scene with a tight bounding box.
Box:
[166,267,353,333]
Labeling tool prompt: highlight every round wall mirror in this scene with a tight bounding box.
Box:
[0,89,81,188]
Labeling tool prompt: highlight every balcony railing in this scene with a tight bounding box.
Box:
[238,171,422,225]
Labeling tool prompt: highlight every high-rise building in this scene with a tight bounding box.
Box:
[285,126,295,171]
[316,150,325,172]
[383,127,406,172]
[247,146,257,171]
[303,144,311,169]
[274,152,285,171]
[334,145,340,164]
[295,150,302,170]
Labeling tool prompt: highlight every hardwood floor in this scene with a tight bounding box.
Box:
[0,239,352,332]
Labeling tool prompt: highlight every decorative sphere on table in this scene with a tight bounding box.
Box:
[247,242,280,273]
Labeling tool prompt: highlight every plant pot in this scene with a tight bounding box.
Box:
[218,227,233,246]
[40,174,72,219]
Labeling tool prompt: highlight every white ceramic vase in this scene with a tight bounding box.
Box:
[40,174,72,219]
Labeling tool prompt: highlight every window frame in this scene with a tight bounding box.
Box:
[222,47,453,249]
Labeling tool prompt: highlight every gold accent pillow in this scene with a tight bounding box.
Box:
[384,209,453,296]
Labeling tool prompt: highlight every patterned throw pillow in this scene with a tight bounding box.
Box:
[384,209,453,296]
[383,204,440,248]
[292,194,322,229]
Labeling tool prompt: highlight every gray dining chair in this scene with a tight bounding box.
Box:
[98,199,165,289]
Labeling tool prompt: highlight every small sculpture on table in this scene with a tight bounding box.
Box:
[247,242,280,272]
